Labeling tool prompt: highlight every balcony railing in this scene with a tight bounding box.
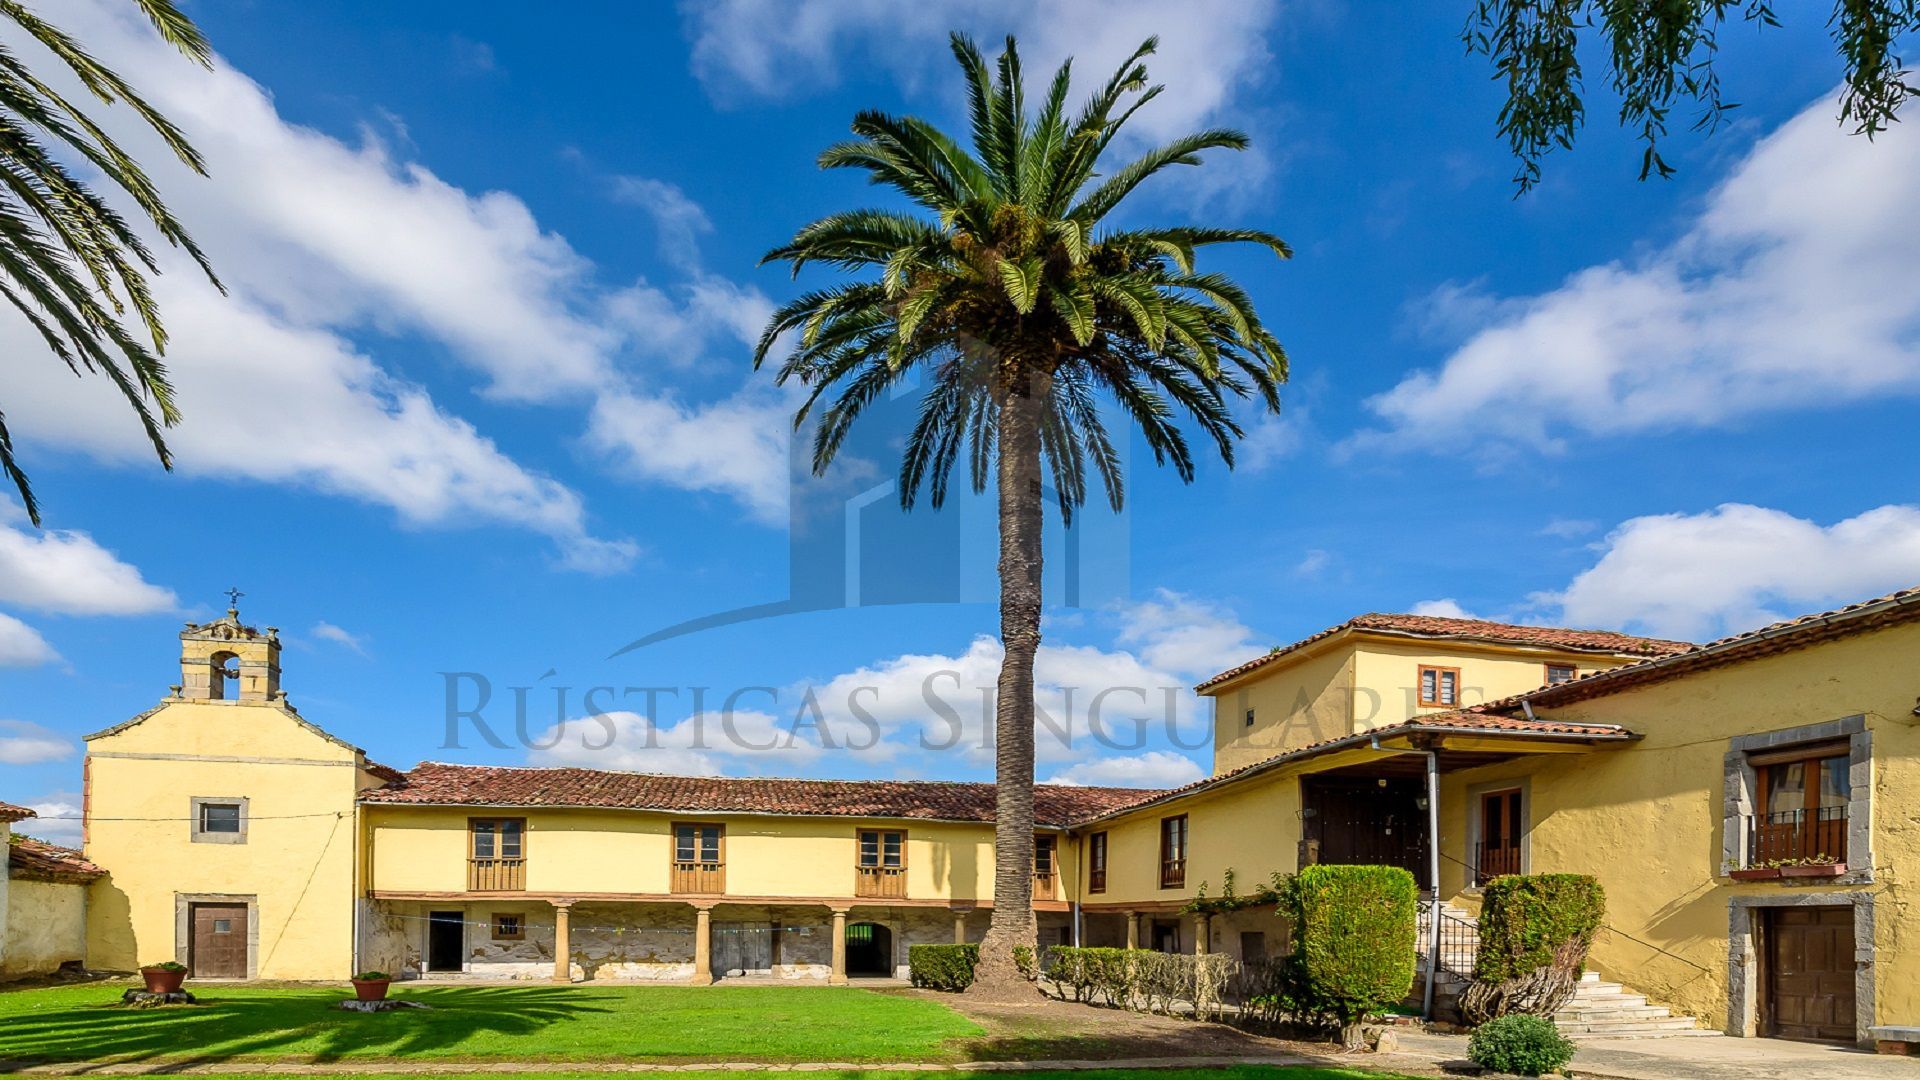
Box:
[1032,870,1056,900]
[468,857,525,891]
[1748,806,1847,865]
[1160,857,1186,889]
[1475,842,1522,885]
[672,860,724,894]
[855,865,907,898]
[1088,867,1106,893]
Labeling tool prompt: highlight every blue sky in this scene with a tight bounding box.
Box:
[4,1,1919,837]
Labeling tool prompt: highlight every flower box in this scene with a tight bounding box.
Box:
[1729,867,1780,881]
[1780,862,1846,879]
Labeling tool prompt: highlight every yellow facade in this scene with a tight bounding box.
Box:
[1208,628,1649,773]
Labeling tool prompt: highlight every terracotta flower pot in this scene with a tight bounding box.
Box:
[1780,862,1845,878]
[141,967,187,994]
[351,978,391,1002]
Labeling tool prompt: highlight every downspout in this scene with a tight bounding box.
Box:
[1370,734,1441,1020]
[1071,831,1083,947]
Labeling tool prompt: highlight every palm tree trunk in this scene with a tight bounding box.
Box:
[968,378,1044,1000]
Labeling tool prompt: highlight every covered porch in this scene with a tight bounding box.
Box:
[358,893,1071,984]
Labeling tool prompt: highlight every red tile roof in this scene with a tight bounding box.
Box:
[361,762,1163,827]
[0,801,35,823]
[1483,585,1920,710]
[1073,712,1636,825]
[1195,612,1694,692]
[8,837,103,881]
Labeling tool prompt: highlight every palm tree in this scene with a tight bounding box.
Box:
[756,33,1288,997]
[0,0,219,525]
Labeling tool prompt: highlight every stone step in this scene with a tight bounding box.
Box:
[1571,993,1649,1008]
[1557,1017,1702,1035]
[1556,1005,1672,1022]
[1572,980,1626,996]
[1564,1026,1724,1041]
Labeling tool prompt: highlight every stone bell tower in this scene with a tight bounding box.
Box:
[177,591,282,703]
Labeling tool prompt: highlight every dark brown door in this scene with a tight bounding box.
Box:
[1302,777,1430,889]
[1766,906,1855,1043]
[190,902,249,979]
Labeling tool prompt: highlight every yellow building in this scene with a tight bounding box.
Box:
[72,592,1918,1051]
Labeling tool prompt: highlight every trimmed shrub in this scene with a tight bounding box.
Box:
[1044,946,1236,1018]
[1462,874,1605,1024]
[907,943,978,991]
[1274,864,1419,1047]
[1468,1014,1576,1076]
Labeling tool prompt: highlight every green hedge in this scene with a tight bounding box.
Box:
[1274,864,1419,1041]
[1468,1014,1575,1076]
[907,943,977,991]
[1474,874,1605,983]
[1046,946,1235,1018]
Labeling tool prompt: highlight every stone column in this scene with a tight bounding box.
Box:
[829,907,849,985]
[952,909,968,944]
[1194,913,1210,955]
[551,900,574,983]
[691,904,714,985]
[1125,912,1139,949]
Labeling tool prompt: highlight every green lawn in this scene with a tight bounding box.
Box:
[196,1072,1420,1080]
[0,982,983,1064]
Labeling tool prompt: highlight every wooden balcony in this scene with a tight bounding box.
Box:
[468,857,525,891]
[1159,858,1186,889]
[1032,871,1056,900]
[671,860,725,894]
[1088,867,1106,893]
[855,865,907,898]
[1475,842,1522,885]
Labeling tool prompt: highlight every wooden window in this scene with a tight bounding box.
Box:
[1033,834,1057,899]
[855,828,907,898]
[1244,707,1256,728]
[1749,741,1851,865]
[1088,831,1108,893]
[1544,663,1577,686]
[468,818,526,891]
[1417,665,1461,707]
[492,913,525,940]
[1476,788,1524,884]
[1159,815,1188,889]
[671,822,725,894]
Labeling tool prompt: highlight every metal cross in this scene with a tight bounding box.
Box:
[224,587,244,611]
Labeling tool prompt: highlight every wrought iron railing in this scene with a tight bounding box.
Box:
[1747,806,1846,865]
[1423,902,1479,981]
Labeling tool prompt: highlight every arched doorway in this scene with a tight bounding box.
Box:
[845,921,893,977]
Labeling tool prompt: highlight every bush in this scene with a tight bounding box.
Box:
[353,970,392,981]
[907,943,977,991]
[141,961,187,972]
[1468,1014,1575,1076]
[1463,874,1605,1024]
[1044,947,1236,1018]
[1274,864,1419,1047]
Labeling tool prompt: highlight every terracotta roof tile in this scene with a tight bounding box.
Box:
[1074,712,1635,825]
[361,762,1163,827]
[0,801,35,823]
[8,837,103,881]
[1195,613,1694,691]
[1480,584,1920,709]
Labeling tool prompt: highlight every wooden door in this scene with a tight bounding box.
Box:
[1478,789,1524,883]
[1766,906,1855,1043]
[189,902,249,978]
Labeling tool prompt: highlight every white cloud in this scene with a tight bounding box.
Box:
[311,621,368,655]
[0,720,74,765]
[1044,750,1202,788]
[585,386,794,526]
[1358,92,1920,456]
[1409,598,1480,620]
[0,522,175,615]
[683,0,1281,143]
[0,2,786,557]
[18,793,83,846]
[0,614,58,667]
[1540,518,1598,540]
[1112,589,1261,680]
[530,709,827,776]
[1535,503,1920,641]
[1293,549,1331,579]
[611,176,713,268]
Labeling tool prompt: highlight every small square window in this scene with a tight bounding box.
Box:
[212,919,233,934]
[191,797,247,844]
[1545,664,1576,686]
[1418,666,1461,708]
[1244,708,1256,729]
[493,913,525,940]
